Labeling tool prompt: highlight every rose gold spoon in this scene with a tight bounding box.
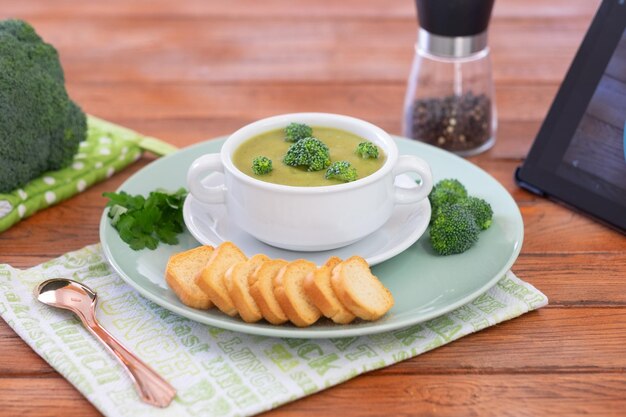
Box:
[35,278,176,408]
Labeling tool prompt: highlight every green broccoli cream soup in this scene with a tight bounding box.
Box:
[232,127,386,187]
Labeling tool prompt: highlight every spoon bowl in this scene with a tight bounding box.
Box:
[36,278,97,317]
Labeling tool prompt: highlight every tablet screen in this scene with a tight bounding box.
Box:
[556,29,626,206]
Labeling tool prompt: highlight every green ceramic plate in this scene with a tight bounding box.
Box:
[100,136,523,338]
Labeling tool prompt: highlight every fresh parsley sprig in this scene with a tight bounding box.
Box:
[103,188,188,250]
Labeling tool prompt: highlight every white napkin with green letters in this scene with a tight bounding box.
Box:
[0,244,547,416]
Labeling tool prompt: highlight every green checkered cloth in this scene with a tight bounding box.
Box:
[0,116,177,233]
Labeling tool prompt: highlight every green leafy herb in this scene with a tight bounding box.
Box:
[103,188,187,250]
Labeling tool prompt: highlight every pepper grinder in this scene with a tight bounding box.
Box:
[403,0,497,156]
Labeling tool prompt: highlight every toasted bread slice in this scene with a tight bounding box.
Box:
[304,257,356,324]
[274,259,320,327]
[165,246,214,309]
[196,242,247,316]
[330,256,394,321]
[226,254,270,323]
[249,259,289,325]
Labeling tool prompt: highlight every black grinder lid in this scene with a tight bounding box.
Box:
[415,0,495,37]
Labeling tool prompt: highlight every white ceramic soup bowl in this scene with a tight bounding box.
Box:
[187,113,433,251]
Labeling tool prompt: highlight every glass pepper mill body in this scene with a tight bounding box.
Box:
[403,0,497,157]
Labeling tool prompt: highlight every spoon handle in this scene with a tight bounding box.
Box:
[85,320,176,407]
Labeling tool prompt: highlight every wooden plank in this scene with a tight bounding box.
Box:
[2,306,626,375]
[53,82,555,164]
[519,202,626,253]
[0,0,601,19]
[272,373,626,416]
[14,116,542,165]
[0,372,624,417]
[0,325,53,375]
[0,377,100,417]
[65,83,558,140]
[0,17,586,85]
[513,253,626,305]
[483,120,543,159]
[372,309,626,374]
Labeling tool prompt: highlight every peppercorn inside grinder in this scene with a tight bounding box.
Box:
[403,0,497,156]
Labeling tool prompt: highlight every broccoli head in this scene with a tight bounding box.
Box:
[0,19,87,193]
[284,122,313,142]
[459,196,493,230]
[325,161,358,182]
[428,178,469,224]
[356,141,379,159]
[430,203,479,255]
[252,156,273,175]
[283,137,331,171]
[435,179,467,197]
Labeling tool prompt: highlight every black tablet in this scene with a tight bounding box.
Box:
[516,0,626,233]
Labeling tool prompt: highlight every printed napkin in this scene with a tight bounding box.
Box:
[0,245,547,417]
[0,116,177,233]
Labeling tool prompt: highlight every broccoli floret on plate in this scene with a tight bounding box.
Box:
[428,178,469,224]
[458,196,493,230]
[252,156,273,175]
[435,178,467,197]
[356,141,379,159]
[283,137,331,172]
[430,203,479,256]
[325,161,358,182]
[284,123,313,143]
[0,19,87,193]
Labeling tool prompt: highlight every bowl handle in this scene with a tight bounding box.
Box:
[392,155,433,205]
[187,154,227,204]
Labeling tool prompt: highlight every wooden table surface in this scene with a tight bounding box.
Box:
[1,0,626,415]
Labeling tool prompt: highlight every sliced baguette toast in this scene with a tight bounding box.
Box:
[196,241,247,316]
[249,259,289,325]
[330,256,394,321]
[274,259,320,327]
[226,254,269,323]
[165,245,214,309]
[304,257,356,324]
